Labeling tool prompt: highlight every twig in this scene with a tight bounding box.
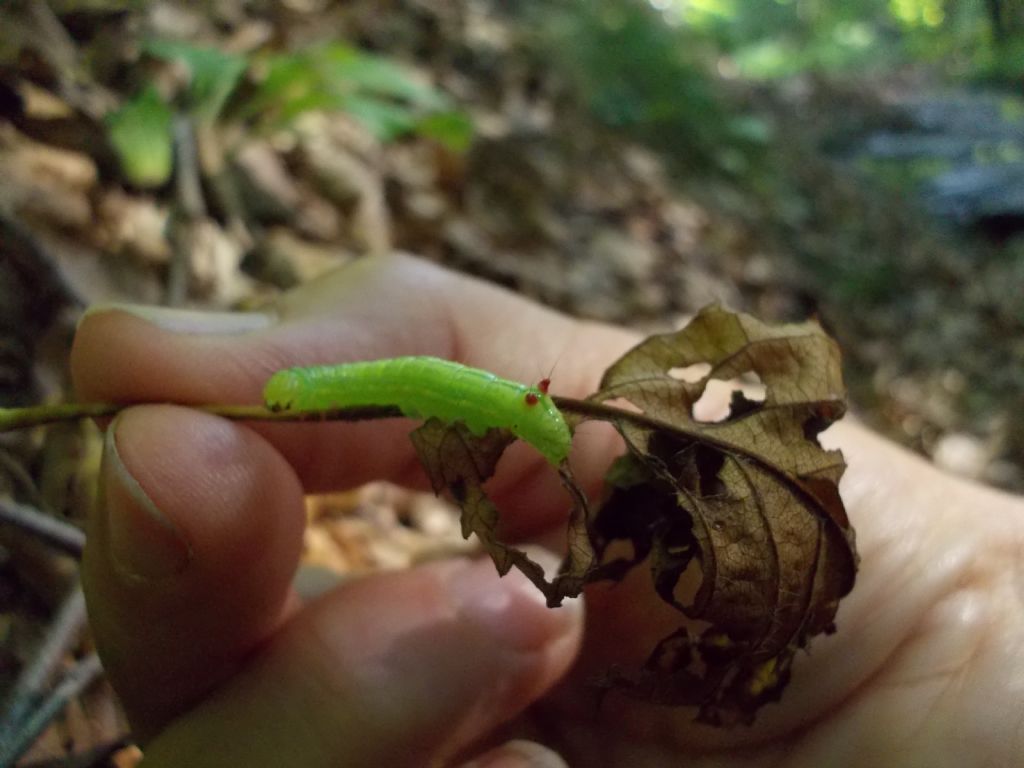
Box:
[198,123,255,249]
[17,0,115,119]
[0,586,87,747]
[0,211,85,312]
[173,115,207,221]
[0,447,46,509]
[166,114,207,307]
[0,654,104,768]
[0,498,85,557]
[0,404,120,433]
[24,0,80,88]
[0,402,404,433]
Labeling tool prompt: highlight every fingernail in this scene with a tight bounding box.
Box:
[101,416,192,582]
[461,740,569,768]
[81,303,275,335]
[447,548,583,653]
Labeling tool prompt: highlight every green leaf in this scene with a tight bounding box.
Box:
[317,44,446,109]
[243,43,470,146]
[341,94,419,141]
[143,38,247,121]
[249,53,319,109]
[105,86,173,187]
[415,110,475,151]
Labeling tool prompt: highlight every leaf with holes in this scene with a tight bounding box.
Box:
[409,419,595,607]
[586,304,857,725]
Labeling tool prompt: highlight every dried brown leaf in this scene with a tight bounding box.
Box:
[409,418,594,607]
[587,304,857,725]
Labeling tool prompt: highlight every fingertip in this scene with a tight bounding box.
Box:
[110,406,304,588]
[71,305,280,407]
[85,405,305,736]
[141,553,584,765]
[298,553,584,726]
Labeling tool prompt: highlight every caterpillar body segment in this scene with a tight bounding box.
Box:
[263,356,571,466]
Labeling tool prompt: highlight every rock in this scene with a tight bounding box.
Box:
[856,91,1024,232]
[863,132,977,162]
[926,163,1024,226]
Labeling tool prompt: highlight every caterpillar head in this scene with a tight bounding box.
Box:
[520,388,570,465]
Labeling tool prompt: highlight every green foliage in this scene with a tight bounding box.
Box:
[104,39,472,186]
[414,110,475,152]
[665,0,905,78]
[651,0,1024,82]
[241,44,471,148]
[973,36,1024,82]
[854,155,953,194]
[105,85,173,187]
[143,38,248,122]
[541,0,769,174]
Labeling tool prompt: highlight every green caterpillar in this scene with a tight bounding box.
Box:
[263,356,571,466]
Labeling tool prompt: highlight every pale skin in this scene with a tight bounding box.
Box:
[71,254,1024,767]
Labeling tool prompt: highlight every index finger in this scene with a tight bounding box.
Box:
[71,253,636,534]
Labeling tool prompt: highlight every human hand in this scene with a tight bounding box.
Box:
[71,254,1024,767]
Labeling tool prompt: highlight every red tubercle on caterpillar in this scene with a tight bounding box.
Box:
[524,372,553,406]
[525,375,552,406]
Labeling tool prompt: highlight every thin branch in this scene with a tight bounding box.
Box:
[0,447,46,509]
[0,654,104,768]
[0,499,85,557]
[24,0,80,92]
[166,114,207,307]
[0,402,404,433]
[0,211,85,312]
[0,395,672,438]
[173,115,207,220]
[0,404,121,432]
[552,395,672,430]
[18,0,115,119]
[0,585,87,748]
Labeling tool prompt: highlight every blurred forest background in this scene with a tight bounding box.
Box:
[0,0,1022,764]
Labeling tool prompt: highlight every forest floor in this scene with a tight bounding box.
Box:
[0,0,1021,764]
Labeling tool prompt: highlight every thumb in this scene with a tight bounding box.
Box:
[83,405,306,741]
